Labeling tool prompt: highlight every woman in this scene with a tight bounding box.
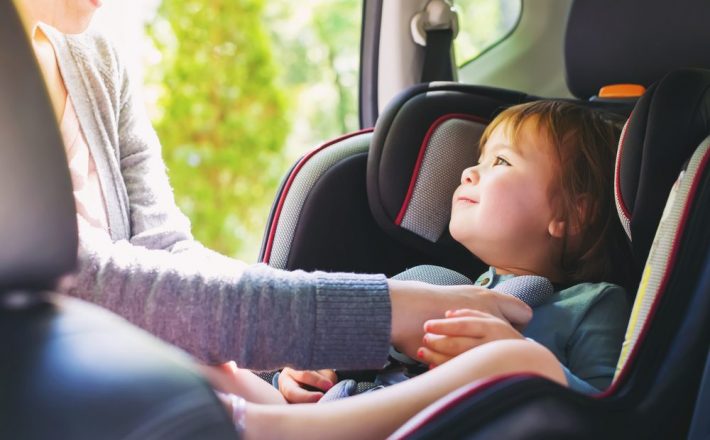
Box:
[14,0,530,371]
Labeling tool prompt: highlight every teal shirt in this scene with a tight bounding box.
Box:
[476,268,631,392]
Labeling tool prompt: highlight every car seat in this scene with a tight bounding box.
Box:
[0,3,236,439]
[389,67,710,439]
[258,0,710,437]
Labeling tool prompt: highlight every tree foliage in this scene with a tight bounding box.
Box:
[147,0,290,260]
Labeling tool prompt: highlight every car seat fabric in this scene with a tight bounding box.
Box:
[564,0,710,99]
[395,114,485,242]
[612,69,710,376]
[615,128,710,379]
[388,69,710,440]
[614,69,710,278]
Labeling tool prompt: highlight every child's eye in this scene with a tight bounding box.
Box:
[493,156,511,166]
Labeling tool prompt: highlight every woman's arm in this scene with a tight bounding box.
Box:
[63,227,392,370]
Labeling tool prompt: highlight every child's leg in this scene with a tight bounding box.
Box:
[199,361,287,405]
[244,339,566,439]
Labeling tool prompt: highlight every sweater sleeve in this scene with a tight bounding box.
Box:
[114,42,201,253]
[63,240,391,371]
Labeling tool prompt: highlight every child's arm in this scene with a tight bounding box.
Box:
[276,368,338,403]
[417,309,525,366]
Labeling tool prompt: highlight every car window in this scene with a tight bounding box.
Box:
[454,0,521,67]
[94,0,362,262]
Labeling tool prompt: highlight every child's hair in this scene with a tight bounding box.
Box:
[479,100,629,284]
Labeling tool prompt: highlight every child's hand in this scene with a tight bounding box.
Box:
[278,368,338,403]
[417,309,525,366]
[199,361,286,405]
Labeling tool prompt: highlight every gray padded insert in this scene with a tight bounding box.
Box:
[400,119,485,242]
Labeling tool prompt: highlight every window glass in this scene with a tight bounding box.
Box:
[95,1,362,262]
[453,0,521,66]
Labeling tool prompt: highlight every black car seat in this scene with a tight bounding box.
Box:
[0,3,235,439]
[390,67,710,440]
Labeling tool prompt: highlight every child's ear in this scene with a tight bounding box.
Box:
[548,218,566,238]
[548,194,590,238]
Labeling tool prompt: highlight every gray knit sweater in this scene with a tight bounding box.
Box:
[45,25,391,371]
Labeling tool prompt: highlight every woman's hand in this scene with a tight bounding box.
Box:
[388,281,532,359]
[417,309,525,367]
[278,368,338,403]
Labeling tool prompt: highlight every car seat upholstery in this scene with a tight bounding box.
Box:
[389,67,710,440]
[0,3,235,439]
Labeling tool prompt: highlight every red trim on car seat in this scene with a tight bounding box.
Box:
[389,373,541,439]
[615,117,633,221]
[394,114,488,226]
[600,143,710,399]
[262,128,374,264]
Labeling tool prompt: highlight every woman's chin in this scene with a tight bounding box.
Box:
[56,15,95,34]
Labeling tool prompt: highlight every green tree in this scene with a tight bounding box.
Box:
[265,0,361,147]
[147,0,290,260]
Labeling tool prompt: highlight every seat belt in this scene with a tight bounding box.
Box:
[411,0,459,82]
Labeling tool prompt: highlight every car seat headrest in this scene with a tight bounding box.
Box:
[366,83,530,270]
[565,0,710,99]
[367,83,634,277]
[0,3,77,292]
[614,68,710,271]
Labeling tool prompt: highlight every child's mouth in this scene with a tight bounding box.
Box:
[456,196,477,204]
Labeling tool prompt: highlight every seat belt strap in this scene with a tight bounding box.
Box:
[411,0,459,83]
[421,29,456,82]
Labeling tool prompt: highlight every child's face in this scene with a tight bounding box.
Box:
[449,120,563,274]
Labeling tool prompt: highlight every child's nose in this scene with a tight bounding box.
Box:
[460,166,479,185]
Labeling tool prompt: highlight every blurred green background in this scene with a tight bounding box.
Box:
[144,0,516,262]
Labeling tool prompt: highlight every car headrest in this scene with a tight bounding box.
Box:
[565,0,710,99]
[0,3,77,292]
[614,68,710,275]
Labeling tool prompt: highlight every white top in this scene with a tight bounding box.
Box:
[60,96,111,234]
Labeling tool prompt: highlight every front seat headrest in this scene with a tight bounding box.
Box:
[0,3,77,292]
[565,0,710,99]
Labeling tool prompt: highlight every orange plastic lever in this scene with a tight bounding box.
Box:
[598,84,646,98]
